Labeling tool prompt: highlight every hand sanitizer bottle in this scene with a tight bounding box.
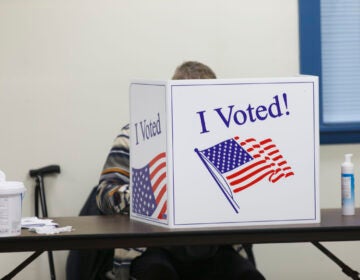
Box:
[341,154,355,215]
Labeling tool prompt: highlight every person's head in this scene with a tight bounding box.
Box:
[172,61,216,80]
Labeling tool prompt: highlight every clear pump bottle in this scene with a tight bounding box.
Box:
[341,154,355,215]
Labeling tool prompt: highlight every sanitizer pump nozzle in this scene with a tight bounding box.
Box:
[0,170,5,182]
[341,154,355,215]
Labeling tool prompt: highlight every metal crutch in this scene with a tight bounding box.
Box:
[29,165,61,280]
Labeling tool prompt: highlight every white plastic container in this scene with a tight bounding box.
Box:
[0,171,26,236]
[341,154,355,216]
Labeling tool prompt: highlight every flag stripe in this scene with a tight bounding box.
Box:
[155,183,167,204]
[153,173,166,194]
[226,159,267,180]
[245,138,256,143]
[259,138,272,145]
[273,155,283,161]
[263,144,276,150]
[150,152,166,167]
[268,149,279,156]
[157,201,167,219]
[152,185,167,219]
[228,163,273,186]
[271,173,285,183]
[233,170,274,193]
[152,172,166,193]
[150,162,166,179]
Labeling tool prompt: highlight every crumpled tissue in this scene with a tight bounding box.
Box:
[29,225,73,235]
[21,217,73,235]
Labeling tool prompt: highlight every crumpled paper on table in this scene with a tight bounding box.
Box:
[21,217,73,235]
[29,225,73,235]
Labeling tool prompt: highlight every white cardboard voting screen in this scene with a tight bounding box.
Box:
[129,77,319,228]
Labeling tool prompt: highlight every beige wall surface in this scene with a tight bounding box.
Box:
[0,1,359,279]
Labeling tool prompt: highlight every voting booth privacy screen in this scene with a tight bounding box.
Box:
[129,77,319,228]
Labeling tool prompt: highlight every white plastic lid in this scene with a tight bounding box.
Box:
[0,181,26,195]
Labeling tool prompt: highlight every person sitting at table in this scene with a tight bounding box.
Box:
[96,61,266,280]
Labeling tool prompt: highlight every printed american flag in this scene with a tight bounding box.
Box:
[197,136,294,194]
[132,152,167,219]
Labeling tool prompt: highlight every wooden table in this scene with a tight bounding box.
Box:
[2,208,360,279]
[2,208,360,252]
